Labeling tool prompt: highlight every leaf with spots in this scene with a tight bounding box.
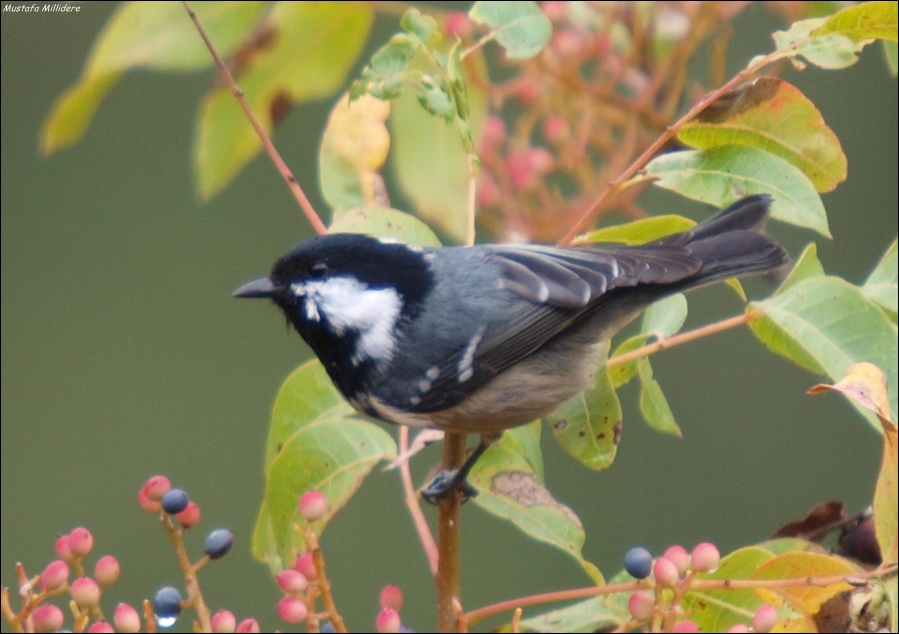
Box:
[328,206,441,247]
[252,360,396,573]
[470,424,603,584]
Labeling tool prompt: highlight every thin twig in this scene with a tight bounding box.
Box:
[161,514,211,632]
[606,311,761,369]
[298,527,347,633]
[398,426,439,575]
[181,1,327,236]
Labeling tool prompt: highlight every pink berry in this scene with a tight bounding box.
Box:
[276,569,308,594]
[39,560,70,592]
[482,115,507,148]
[753,604,778,633]
[176,501,201,529]
[379,584,404,611]
[68,527,94,559]
[627,591,655,621]
[662,545,690,575]
[444,12,472,39]
[114,603,141,633]
[277,596,308,624]
[542,115,570,145]
[32,604,65,633]
[211,609,237,633]
[476,174,501,208]
[672,620,699,633]
[138,487,162,513]
[144,475,172,501]
[88,621,115,633]
[690,542,720,573]
[542,1,569,21]
[375,607,402,633]
[515,77,540,104]
[94,555,120,588]
[551,29,582,59]
[298,490,328,522]
[508,151,536,190]
[71,577,101,607]
[235,618,260,633]
[294,553,317,580]
[652,557,680,588]
[726,625,750,633]
[527,147,554,173]
[55,534,74,562]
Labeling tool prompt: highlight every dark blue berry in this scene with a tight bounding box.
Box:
[624,546,653,579]
[320,621,337,633]
[153,586,182,619]
[160,489,190,515]
[204,528,234,559]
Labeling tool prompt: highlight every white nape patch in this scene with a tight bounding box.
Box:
[301,277,402,366]
[426,366,440,380]
[457,327,484,383]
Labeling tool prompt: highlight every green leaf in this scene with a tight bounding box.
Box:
[195,2,374,199]
[813,1,898,43]
[777,243,825,294]
[41,1,266,154]
[750,276,899,430]
[646,146,830,237]
[575,215,696,246]
[470,428,603,583]
[328,206,442,247]
[516,596,626,633]
[681,546,776,632]
[679,78,846,193]
[319,93,391,213]
[884,40,899,74]
[547,347,621,472]
[888,575,899,634]
[400,8,437,43]
[353,36,417,101]
[609,335,649,388]
[252,360,396,572]
[642,294,688,338]
[863,239,898,318]
[468,1,552,59]
[390,71,488,241]
[638,361,682,437]
[773,17,869,70]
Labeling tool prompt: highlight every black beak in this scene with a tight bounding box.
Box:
[233,277,278,298]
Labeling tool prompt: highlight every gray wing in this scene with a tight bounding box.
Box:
[396,242,702,414]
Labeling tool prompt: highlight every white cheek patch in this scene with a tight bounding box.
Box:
[301,277,402,365]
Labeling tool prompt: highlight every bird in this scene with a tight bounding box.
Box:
[234,194,790,499]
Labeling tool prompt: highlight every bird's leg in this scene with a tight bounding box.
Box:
[421,440,491,503]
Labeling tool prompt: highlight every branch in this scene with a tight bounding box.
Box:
[398,426,439,575]
[436,432,468,632]
[181,1,327,236]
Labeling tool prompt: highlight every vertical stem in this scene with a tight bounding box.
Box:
[436,432,467,632]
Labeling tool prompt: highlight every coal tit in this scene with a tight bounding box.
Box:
[235,195,789,498]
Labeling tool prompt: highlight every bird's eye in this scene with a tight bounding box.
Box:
[309,262,329,279]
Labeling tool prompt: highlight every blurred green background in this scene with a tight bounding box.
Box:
[2,3,896,632]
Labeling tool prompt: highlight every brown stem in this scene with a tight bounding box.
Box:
[606,311,760,369]
[161,514,211,631]
[303,528,347,633]
[436,432,468,632]
[143,599,157,633]
[181,1,327,236]
[398,426,439,575]
[0,587,24,634]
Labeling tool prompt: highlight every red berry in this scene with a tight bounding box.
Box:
[211,609,237,633]
[32,604,65,633]
[138,487,162,513]
[71,577,101,607]
[39,560,70,592]
[690,542,720,573]
[542,1,568,21]
[235,618,260,633]
[653,557,680,588]
[277,569,308,594]
[627,591,655,621]
[68,527,94,559]
[542,115,570,145]
[375,607,401,633]
[672,620,699,633]
[143,475,172,501]
[444,12,472,39]
[94,555,120,588]
[476,173,501,209]
[753,604,778,633]
[55,534,74,562]
[481,115,507,148]
[277,596,308,624]
[550,29,582,59]
[527,147,554,173]
[662,545,690,575]
[379,584,404,611]
[298,490,328,522]
[725,625,750,633]
[295,553,317,580]
[88,621,115,633]
[114,603,141,633]
[176,501,201,529]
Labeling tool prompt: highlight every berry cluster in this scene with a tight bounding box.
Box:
[622,543,779,632]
